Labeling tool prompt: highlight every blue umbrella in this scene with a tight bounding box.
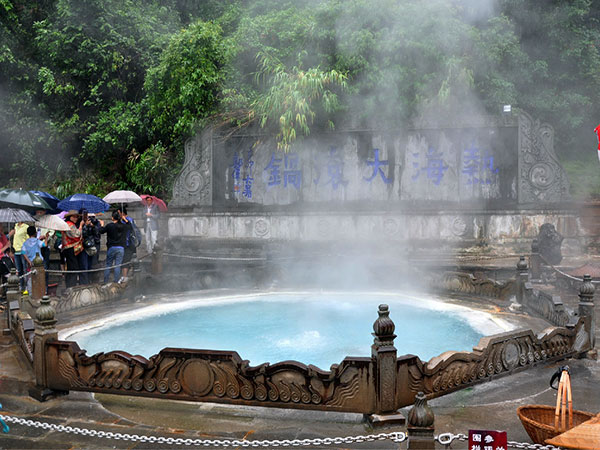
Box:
[30,190,60,214]
[57,193,111,213]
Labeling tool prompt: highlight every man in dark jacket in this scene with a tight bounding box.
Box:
[98,210,129,283]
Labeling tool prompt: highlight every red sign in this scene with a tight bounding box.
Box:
[468,430,508,450]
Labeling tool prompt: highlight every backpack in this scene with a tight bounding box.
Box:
[129,219,142,248]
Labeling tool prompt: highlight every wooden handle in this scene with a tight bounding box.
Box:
[554,370,573,432]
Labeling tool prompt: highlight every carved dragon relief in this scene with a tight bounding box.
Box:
[404,322,583,401]
[518,111,571,203]
[46,343,373,413]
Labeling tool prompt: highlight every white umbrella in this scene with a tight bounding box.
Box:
[35,213,71,231]
[103,190,142,204]
[0,208,36,223]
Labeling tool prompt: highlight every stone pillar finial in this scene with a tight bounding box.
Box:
[408,392,434,428]
[372,304,396,348]
[407,392,435,449]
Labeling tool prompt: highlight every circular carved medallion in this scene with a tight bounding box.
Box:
[502,342,520,370]
[450,217,468,237]
[180,360,214,396]
[382,218,399,236]
[529,163,555,189]
[254,219,269,237]
[184,170,204,194]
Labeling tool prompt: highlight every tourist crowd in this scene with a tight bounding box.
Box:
[0,196,161,293]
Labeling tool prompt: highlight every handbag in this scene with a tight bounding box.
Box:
[83,237,95,249]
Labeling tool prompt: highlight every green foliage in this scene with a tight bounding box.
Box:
[3,0,600,199]
[144,20,232,145]
[252,51,347,150]
[126,142,177,197]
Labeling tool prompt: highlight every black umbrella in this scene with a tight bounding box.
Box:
[0,188,52,212]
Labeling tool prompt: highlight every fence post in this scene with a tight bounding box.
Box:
[578,275,597,359]
[407,391,435,450]
[4,269,20,334]
[530,238,541,280]
[31,254,45,300]
[511,256,528,312]
[29,295,63,401]
[152,244,163,275]
[369,304,404,425]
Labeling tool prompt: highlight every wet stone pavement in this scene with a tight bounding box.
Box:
[1,255,599,449]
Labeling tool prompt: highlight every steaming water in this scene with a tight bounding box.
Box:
[65,292,512,370]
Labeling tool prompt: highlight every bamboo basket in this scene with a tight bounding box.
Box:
[517,371,595,444]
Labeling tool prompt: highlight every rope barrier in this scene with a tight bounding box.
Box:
[44,253,152,275]
[163,252,267,262]
[537,253,600,284]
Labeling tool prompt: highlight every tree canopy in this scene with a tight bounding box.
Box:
[2,0,600,198]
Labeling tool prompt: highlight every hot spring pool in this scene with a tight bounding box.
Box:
[62,291,512,370]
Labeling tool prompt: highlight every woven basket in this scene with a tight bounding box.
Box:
[517,405,595,444]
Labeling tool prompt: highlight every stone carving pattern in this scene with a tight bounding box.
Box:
[46,344,371,413]
[13,314,34,364]
[523,287,572,327]
[54,284,126,314]
[437,272,515,300]
[407,323,583,399]
[171,130,212,207]
[518,111,570,203]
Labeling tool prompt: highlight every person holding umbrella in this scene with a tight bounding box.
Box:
[12,220,29,292]
[62,210,84,288]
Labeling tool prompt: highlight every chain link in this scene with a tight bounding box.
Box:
[0,415,406,447]
[434,432,562,450]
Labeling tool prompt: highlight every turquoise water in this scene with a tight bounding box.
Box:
[70,293,489,370]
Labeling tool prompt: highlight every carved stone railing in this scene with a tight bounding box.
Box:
[522,284,571,327]
[403,324,584,401]
[434,272,515,300]
[54,283,127,314]
[44,344,375,413]
[25,255,596,413]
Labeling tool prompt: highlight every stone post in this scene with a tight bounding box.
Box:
[578,275,596,358]
[511,256,528,312]
[369,304,404,425]
[29,295,63,401]
[4,269,20,334]
[152,244,163,275]
[530,238,541,280]
[30,254,45,300]
[407,392,435,450]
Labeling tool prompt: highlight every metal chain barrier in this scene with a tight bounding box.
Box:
[0,269,37,289]
[435,433,562,450]
[0,415,406,447]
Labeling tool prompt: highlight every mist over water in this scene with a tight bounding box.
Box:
[65,292,511,369]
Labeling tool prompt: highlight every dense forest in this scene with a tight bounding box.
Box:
[2,0,600,199]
